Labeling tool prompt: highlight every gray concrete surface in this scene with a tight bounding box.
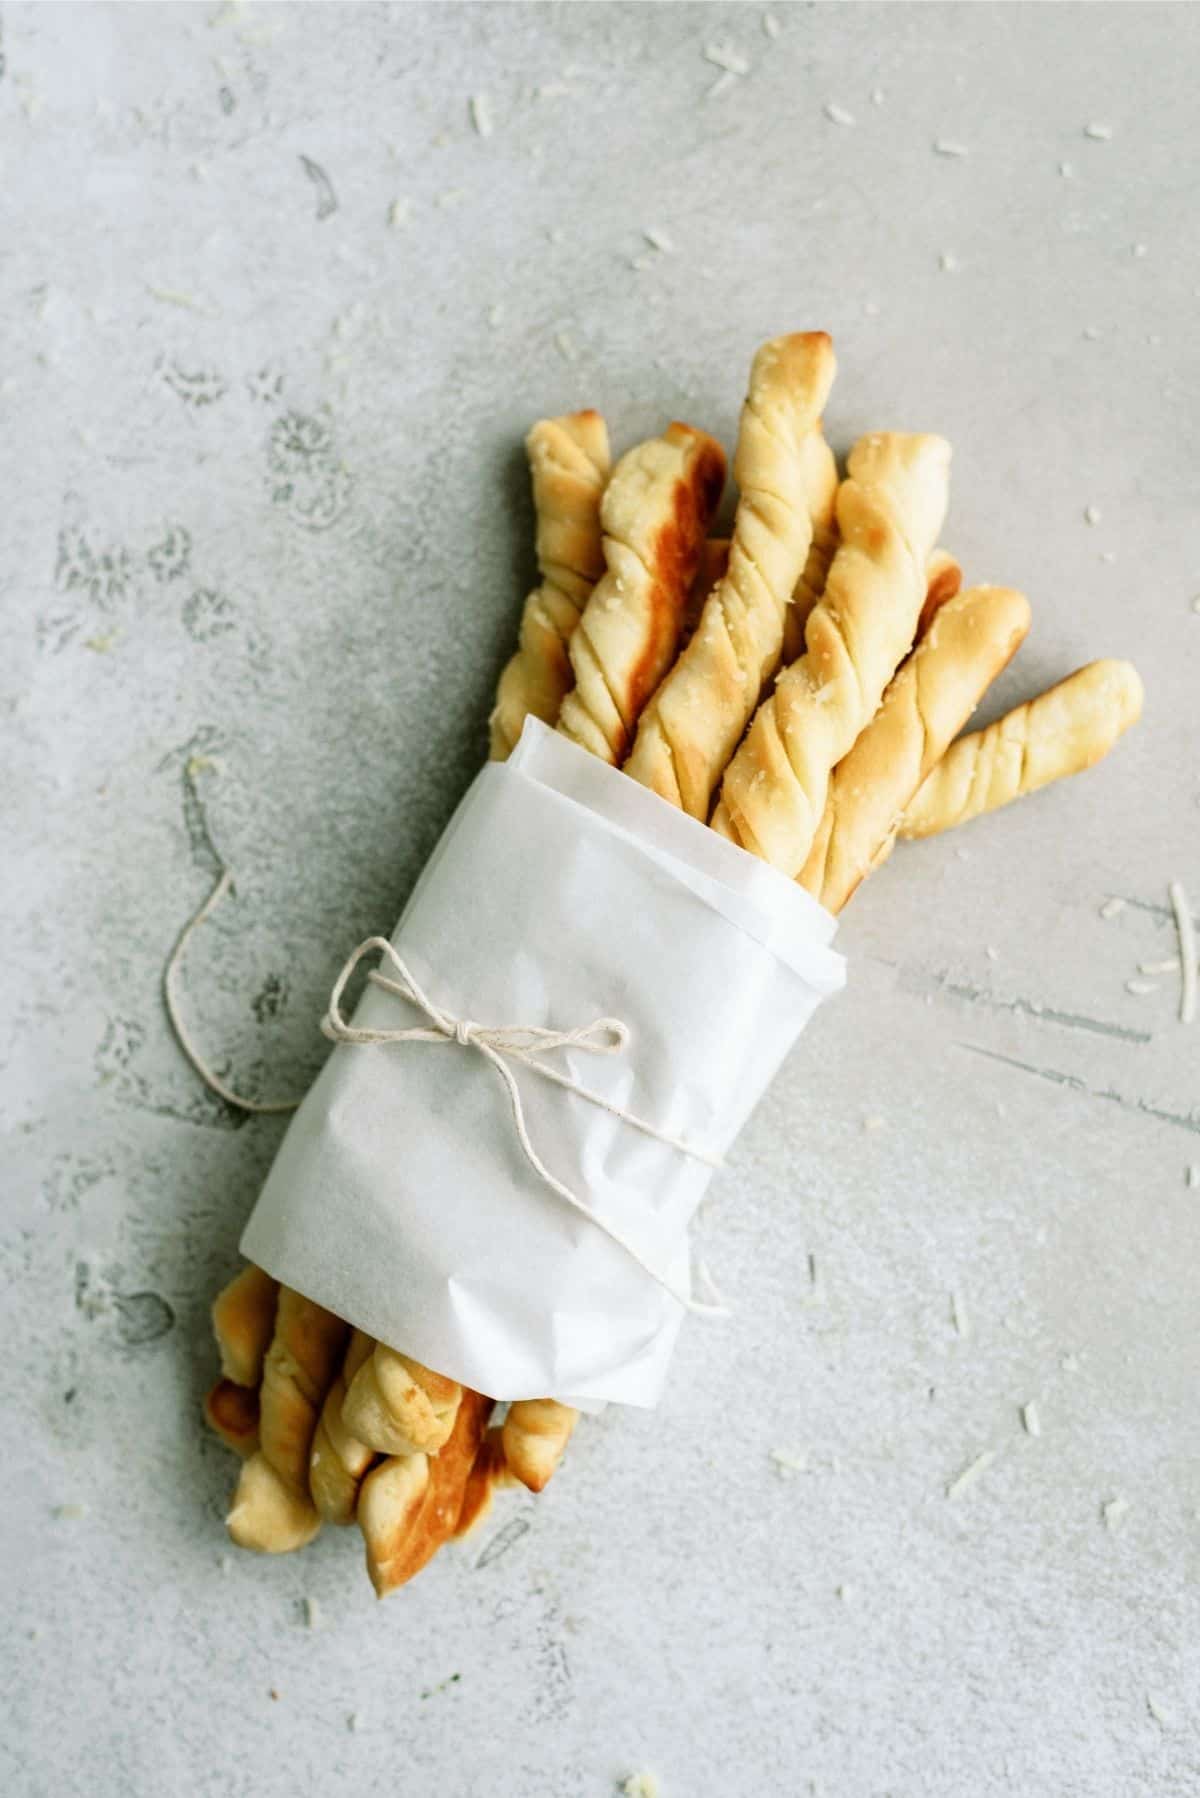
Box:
[2,4,1198,1794]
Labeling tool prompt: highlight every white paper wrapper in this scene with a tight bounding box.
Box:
[241,719,845,1407]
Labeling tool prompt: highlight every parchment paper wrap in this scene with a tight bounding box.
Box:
[241,719,845,1407]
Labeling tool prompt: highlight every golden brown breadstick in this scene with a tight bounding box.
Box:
[899,659,1144,839]
[800,586,1031,911]
[781,430,840,663]
[211,1264,278,1388]
[502,1399,581,1494]
[226,1290,348,1553]
[921,548,964,626]
[309,1329,377,1525]
[556,423,726,763]
[489,411,612,759]
[623,332,837,816]
[710,431,951,871]
[358,1390,492,1597]
[342,1344,462,1458]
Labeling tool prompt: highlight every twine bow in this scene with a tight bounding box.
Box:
[321,936,727,1315]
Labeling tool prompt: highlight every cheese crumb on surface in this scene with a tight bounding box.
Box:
[946,1450,995,1501]
[643,226,675,254]
[1084,121,1113,140]
[1140,958,1180,976]
[347,1711,362,1731]
[554,330,577,363]
[303,1596,319,1630]
[836,1583,854,1602]
[469,93,493,138]
[769,1446,810,1478]
[871,87,885,105]
[620,1775,661,1798]
[1147,1692,1173,1729]
[1102,1495,1130,1531]
[54,1503,86,1520]
[1187,1164,1200,1189]
[704,41,750,75]
[824,101,856,126]
[1082,325,1102,340]
[1132,242,1148,257]
[1169,880,1197,1023]
[487,303,504,328]
[951,1291,970,1338]
[1084,504,1102,525]
[939,251,960,272]
[763,11,781,37]
[1099,896,1126,920]
[387,197,410,228]
[1021,1401,1041,1438]
[1191,595,1200,614]
[1062,1352,1081,1374]
[933,138,968,157]
[706,71,737,100]
[1059,160,1074,177]
[436,188,467,209]
[862,1114,884,1132]
[1125,978,1158,996]
[985,945,999,960]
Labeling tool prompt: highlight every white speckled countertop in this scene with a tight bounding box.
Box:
[3,4,1199,1794]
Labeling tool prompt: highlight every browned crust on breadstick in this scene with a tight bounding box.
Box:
[501,1398,581,1494]
[309,1329,377,1525]
[342,1343,462,1458]
[801,585,1031,912]
[204,1378,261,1459]
[489,411,612,760]
[359,1390,492,1596]
[557,423,726,763]
[899,658,1144,839]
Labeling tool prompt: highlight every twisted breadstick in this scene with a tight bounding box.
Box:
[623,332,837,816]
[226,1289,348,1553]
[782,430,840,663]
[211,1263,278,1388]
[899,658,1144,839]
[710,431,951,872]
[489,411,612,759]
[556,423,726,763]
[801,585,1031,911]
[309,1329,376,1526]
[358,1390,492,1596]
[204,1378,260,1458]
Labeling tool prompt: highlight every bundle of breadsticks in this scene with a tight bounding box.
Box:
[202,333,1142,1595]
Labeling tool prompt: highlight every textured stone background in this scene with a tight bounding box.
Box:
[2,4,1198,1794]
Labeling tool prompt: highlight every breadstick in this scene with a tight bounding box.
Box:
[211,1263,278,1388]
[800,586,1031,911]
[342,1344,462,1458]
[309,1329,377,1525]
[358,1390,492,1596]
[710,431,951,872]
[683,538,730,645]
[921,548,964,625]
[226,1290,348,1553]
[489,411,612,760]
[556,423,726,763]
[781,430,840,663]
[899,658,1144,839]
[502,1398,581,1494]
[623,332,837,816]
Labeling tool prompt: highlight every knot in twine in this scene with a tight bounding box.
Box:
[320,936,727,1316]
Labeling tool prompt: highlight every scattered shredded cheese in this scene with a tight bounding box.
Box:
[621,1775,661,1798]
[1125,978,1158,996]
[836,1583,854,1602]
[824,101,856,127]
[1021,1401,1041,1438]
[863,299,881,317]
[1132,242,1148,258]
[871,87,885,106]
[1084,122,1113,140]
[1101,551,1117,564]
[985,945,999,960]
[933,138,968,157]
[469,93,493,138]
[1099,897,1126,920]
[704,42,750,76]
[1061,1353,1081,1374]
[706,71,737,101]
[1101,1495,1129,1531]
[303,1596,319,1630]
[1146,1692,1173,1729]
[939,251,960,272]
[643,226,675,254]
[769,1447,809,1478]
[1082,325,1102,340]
[146,285,215,315]
[1084,504,1102,525]
[946,1449,995,1501]
[951,1291,970,1338]
[54,1503,86,1520]
[554,330,577,363]
[862,1114,884,1132]
[1186,1164,1199,1189]
[1140,958,1180,976]
[387,198,411,228]
[763,12,781,38]
[1059,160,1074,177]
[347,1711,362,1732]
[487,303,504,328]
[1191,595,1200,615]
[535,80,574,99]
[1169,880,1197,1023]
[436,187,467,209]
